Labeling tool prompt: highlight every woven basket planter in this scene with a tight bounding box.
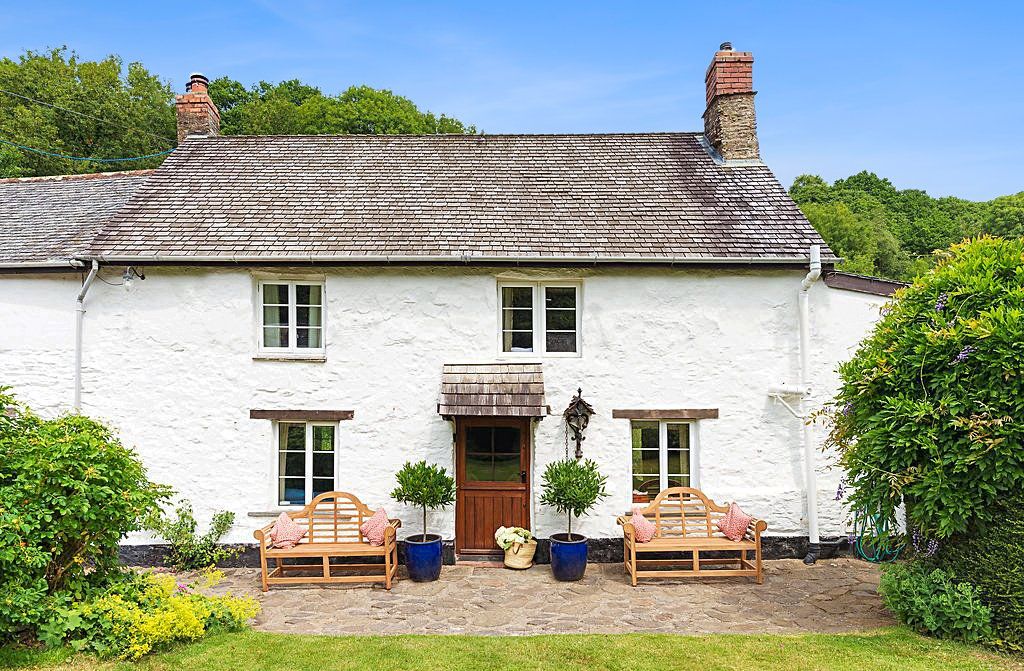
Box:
[503,539,537,569]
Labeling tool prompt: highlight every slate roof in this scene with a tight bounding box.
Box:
[0,171,151,267]
[89,133,833,263]
[438,363,547,418]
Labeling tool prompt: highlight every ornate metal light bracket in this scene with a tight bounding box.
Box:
[563,387,595,460]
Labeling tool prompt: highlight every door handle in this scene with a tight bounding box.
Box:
[520,470,527,483]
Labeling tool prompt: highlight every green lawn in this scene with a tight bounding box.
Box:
[2,628,1020,671]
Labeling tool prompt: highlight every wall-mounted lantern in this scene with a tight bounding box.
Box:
[563,387,594,459]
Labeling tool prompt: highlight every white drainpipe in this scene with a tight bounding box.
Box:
[799,245,822,562]
[73,260,100,412]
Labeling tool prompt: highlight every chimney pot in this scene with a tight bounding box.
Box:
[719,41,733,51]
[186,73,210,93]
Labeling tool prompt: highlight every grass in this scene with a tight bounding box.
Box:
[1,628,1021,671]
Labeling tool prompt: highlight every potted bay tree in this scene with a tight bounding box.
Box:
[540,457,608,581]
[391,460,456,582]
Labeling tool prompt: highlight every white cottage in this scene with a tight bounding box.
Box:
[0,45,901,562]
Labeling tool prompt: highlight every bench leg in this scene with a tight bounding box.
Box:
[384,543,393,590]
[629,538,637,587]
[755,542,764,584]
[258,543,269,592]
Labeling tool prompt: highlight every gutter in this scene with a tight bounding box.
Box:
[0,259,85,271]
[73,260,100,412]
[85,253,830,266]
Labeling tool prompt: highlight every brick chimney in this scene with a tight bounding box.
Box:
[702,43,759,161]
[175,73,220,143]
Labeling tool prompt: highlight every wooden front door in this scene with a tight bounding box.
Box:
[455,417,531,554]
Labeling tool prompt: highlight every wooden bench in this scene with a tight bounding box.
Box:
[617,487,766,586]
[254,491,401,591]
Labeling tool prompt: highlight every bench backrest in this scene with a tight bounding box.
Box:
[636,487,729,539]
[287,491,376,544]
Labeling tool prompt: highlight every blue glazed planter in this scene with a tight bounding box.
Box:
[405,534,443,582]
[549,533,588,581]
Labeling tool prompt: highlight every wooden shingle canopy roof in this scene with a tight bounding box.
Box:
[87,133,834,265]
[438,363,547,418]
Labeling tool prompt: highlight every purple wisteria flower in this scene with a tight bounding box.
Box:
[834,478,848,501]
[953,346,976,364]
[841,401,854,417]
[934,293,948,312]
[924,538,940,558]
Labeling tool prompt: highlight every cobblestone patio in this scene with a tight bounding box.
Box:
[197,559,891,636]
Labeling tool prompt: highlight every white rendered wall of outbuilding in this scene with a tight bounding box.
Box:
[0,266,887,544]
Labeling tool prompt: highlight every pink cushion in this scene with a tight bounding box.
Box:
[717,502,753,542]
[630,507,657,543]
[270,512,306,548]
[360,508,390,546]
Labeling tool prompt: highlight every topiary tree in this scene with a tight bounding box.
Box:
[390,460,456,541]
[824,237,1024,541]
[539,458,608,539]
[0,389,171,639]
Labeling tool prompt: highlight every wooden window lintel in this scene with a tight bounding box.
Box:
[250,409,354,421]
[612,408,719,420]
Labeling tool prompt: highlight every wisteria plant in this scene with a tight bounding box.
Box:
[820,237,1024,541]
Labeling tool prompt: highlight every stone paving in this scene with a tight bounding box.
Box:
[194,559,892,636]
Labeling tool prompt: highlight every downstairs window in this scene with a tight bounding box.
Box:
[277,422,336,505]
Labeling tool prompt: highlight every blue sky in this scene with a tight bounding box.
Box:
[2,1,1021,200]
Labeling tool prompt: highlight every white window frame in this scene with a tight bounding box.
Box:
[497,281,582,357]
[274,421,339,507]
[629,420,701,498]
[256,279,327,359]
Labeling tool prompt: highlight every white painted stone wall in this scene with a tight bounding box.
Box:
[0,266,887,544]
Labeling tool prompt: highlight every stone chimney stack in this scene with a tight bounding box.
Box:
[175,73,220,143]
[702,43,759,161]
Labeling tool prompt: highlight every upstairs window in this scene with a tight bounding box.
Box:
[499,282,580,355]
[259,281,325,354]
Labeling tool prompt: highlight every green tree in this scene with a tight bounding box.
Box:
[0,47,175,177]
[390,460,456,540]
[208,77,476,136]
[539,458,609,538]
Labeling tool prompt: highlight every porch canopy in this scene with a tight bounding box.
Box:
[438,363,547,418]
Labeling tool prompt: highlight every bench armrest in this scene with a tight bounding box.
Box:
[746,517,768,542]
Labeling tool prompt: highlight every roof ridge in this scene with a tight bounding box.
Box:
[0,169,155,185]
[195,131,703,140]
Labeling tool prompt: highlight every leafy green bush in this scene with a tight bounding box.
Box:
[391,460,456,540]
[540,458,608,539]
[879,562,993,644]
[823,237,1024,540]
[149,502,240,570]
[0,389,171,640]
[40,571,259,660]
[938,494,1024,652]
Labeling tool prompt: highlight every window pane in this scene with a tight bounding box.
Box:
[632,449,660,475]
[666,450,686,476]
[263,305,289,326]
[503,331,533,352]
[312,425,334,451]
[280,423,306,451]
[297,327,323,349]
[502,286,532,308]
[464,452,491,482]
[667,423,690,450]
[313,453,334,477]
[633,475,660,499]
[545,309,575,331]
[296,284,322,305]
[667,475,690,488]
[312,478,334,498]
[279,451,305,477]
[631,422,659,450]
[545,286,576,309]
[502,308,533,331]
[279,478,305,505]
[263,284,288,304]
[465,427,492,453]
[491,453,521,481]
[493,427,520,454]
[263,327,289,348]
[296,306,322,327]
[546,332,577,353]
